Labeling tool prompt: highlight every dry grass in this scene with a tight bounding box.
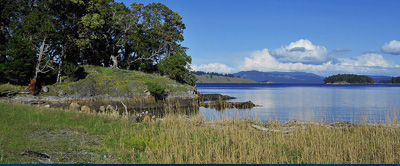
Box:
[116,112,400,164]
[1,102,399,164]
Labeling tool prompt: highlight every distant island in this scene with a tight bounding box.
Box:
[192,70,400,84]
[324,74,375,84]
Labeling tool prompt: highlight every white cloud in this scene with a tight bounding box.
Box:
[241,48,331,73]
[191,63,235,73]
[340,53,390,67]
[240,43,394,76]
[194,39,400,76]
[269,39,331,65]
[381,40,400,55]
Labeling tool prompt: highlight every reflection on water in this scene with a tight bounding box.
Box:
[197,83,400,123]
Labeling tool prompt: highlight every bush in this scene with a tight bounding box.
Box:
[157,54,197,86]
[126,136,147,152]
[62,61,87,82]
[146,82,167,100]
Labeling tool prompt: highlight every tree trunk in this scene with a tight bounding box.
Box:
[110,55,119,69]
[34,38,47,80]
[56,45,64,83]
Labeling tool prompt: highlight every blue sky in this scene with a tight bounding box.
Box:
[115,0,400,76]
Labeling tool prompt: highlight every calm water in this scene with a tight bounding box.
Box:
[197,83,400,123]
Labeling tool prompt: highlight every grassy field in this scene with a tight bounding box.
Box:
[0,102,400,164]
[0,83,27,92]
[42,65,194,97]
[196,74,257,83]
[0,65,194,98]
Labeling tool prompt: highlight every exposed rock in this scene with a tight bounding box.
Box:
[200,94,236,101]
[0,91,17,97]
[68,79,96,97]
[49,102,71,110]
[69,103,80,111]
[201,100,256,110]
[57,89,67,97]
[42,86,49,93]
[99,106,105,112]
[21,150,50,159]
[106,105,117,112]
[81,106,91,112]
[0,91,30,98]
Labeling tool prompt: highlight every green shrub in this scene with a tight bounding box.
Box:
[146,82,167,100]
[62,61,86,82]
[157,48,197,86]
[126,136,147,152]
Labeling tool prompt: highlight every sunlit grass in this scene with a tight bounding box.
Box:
[0,83,27,92]
[0,101,399,164]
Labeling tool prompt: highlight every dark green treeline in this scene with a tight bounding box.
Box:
[324,74,375,84]
[0,0,196,85]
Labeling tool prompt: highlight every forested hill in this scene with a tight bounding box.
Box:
[233,71,325,84]
[0,1,196,87]
[195,74,257,83]
[324,74,375,84]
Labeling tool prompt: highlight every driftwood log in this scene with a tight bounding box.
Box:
[0,91,30,98]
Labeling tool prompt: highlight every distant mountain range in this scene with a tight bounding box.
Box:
[366,76,393,83]
[233,71,325,84]
[193,70,394,84]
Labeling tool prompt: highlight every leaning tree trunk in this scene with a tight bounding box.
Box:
[34,38,47,79]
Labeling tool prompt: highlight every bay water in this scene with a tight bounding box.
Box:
[197,83,400,123]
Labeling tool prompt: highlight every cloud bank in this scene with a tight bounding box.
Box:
[269,39,332,65]
[191,63,235,73]
[194,39,400,76]
[381,40,400,55]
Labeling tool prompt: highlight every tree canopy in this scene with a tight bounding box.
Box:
[392,76,400,84]
[0,0,195,86]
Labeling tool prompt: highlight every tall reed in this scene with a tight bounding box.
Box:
[116,105,400,164]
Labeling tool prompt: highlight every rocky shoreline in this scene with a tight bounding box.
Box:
[0,90,257,120]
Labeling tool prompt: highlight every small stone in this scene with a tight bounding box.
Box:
[81,106,91,112]
[42,86,49,93]
[69,103,80,111]
[106,105,115,112]
[100,106,105,112]
[44,104,50,108]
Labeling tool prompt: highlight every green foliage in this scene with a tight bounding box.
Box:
[62,61,87,82]
[0,83,26,92]
[0,34,36,85]
[0,0,194,86]
[157,47,197,86]
[324,74,375,84]
[146,81,167,100]
[126,136,147,152]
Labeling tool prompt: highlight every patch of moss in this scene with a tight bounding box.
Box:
[0,83,27,92]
